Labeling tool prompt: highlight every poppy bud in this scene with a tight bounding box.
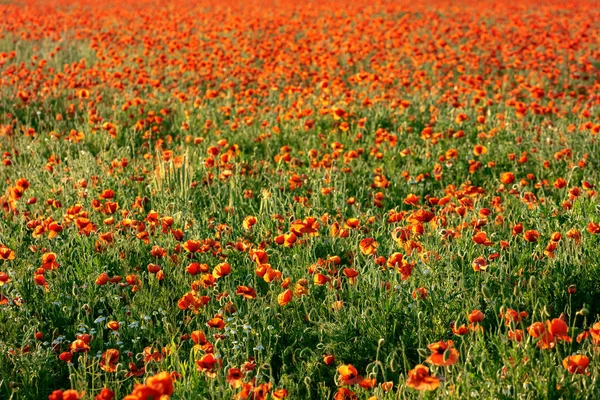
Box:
[107,321,120,331]
[481,286,491,299]
[381,381,393,392]
[323,354,335,365]
[577,308,589,316]
[568,285,576,294]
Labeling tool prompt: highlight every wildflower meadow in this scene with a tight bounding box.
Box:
[0,0,599,398]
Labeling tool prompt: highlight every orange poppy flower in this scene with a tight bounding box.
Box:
[547,318,571,343]
[566,229,582,243]
[255,263,271,279]
[263,268,282,283]
[186,263,208,275]
[359,238,378,255]
[387,252,414,280]
[69,339,90,353]
[291,217,321,237]
[41,252,59,270]
[502,308,528,326]
[550,232,562,241]
[107,321,120,331]
[451,324,469,335]
[213,262,231,278]
[527,322,554,349]
[472,232,493,246]
[294,280,310,297]
[500,172,515,185]
[147,263,161,274]
[99,349,120,372]
[331,300,344,311]
[183,240,202,253]
[398,261,415,281]
[59,352,73,363]
[588,222,600,234]
[0,272,10,286]
[412,287,428,300]
[207,316,226,329]
[143,347,163,363]
[196,353,221,377]
[408,210,435,224]
[511,223,523,235]
[243,216,257,230]
[404,194,419,206]
[343,268,359,279]
[331,223,350,238]
[277,289,293,306]
[250,249,268,265]
[272,388,288,399]
[145,371,175,396]
[523,230,540,243]
[0,246,15,261]
[337,364,363,385]
[47,222,63,239]
[562,355,589,374]
[386,252,404,268]
[276,232,297,247]
[33,271,48,289]
[359,377,376,389]
[191,330,208,345]
[344,218,360,229]
[472,256,488,272]
[226,368,244,388]
[333,388,357,400]
[406,364,440,391]
[95,388,114,400]
[331,106,346,120]
[508,329,524,342]
[314,273,330,286]
[77,333,92,344]
[426,340,459,366]
[587,322,600,345]
[473,144,487,156]
[177,291,210,313]
[236,286,257,299]
[469,310,484,323]
[49,390,84,400]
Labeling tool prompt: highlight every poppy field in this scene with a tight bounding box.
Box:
[1,0,600,398]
